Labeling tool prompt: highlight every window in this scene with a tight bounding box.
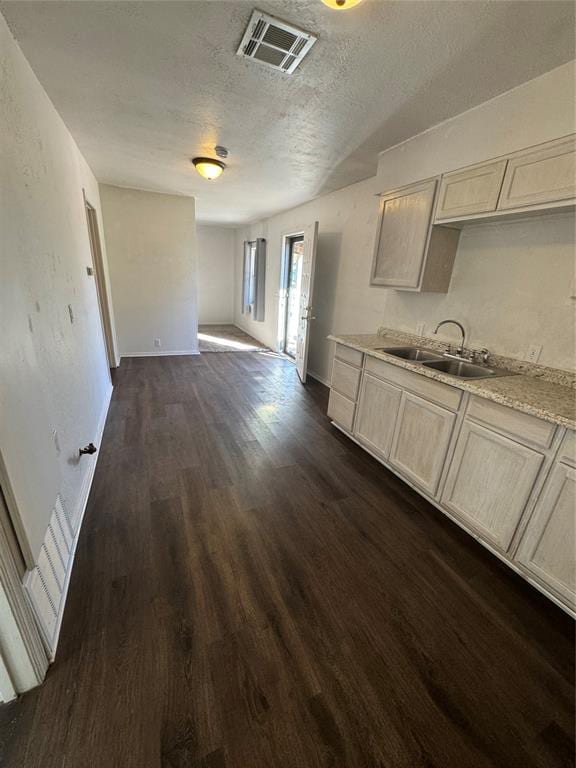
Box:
[242,239,266,321]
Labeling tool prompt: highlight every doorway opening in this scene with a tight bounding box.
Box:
[84,193,115,376]
[282,234,305,358]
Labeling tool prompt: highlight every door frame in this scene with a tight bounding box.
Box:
[83,191,116,371]
[278,230,305,356]
[0,451,33,571]
[0,452,49,696]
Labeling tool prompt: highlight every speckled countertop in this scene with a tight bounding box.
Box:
[328,331,576,430]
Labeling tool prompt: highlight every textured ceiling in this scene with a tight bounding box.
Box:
[2,0,575,224]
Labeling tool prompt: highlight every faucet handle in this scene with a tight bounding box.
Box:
[472,348,490,364]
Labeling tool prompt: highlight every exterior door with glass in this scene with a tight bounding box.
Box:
[295,221,319,383]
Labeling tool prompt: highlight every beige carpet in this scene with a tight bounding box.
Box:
[198,324,268,353]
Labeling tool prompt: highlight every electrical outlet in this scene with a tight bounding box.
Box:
[154,338,161,348]
[416,322,425,337]
[526,344,542,363]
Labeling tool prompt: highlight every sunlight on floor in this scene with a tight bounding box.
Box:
[197,332,261,351]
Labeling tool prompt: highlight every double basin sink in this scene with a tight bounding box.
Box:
[376,346,515,379]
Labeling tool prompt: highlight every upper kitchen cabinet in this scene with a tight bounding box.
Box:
[370,178,460,292]
[497,135,576,211]
[433,134,576,225]
[435,159,507,220]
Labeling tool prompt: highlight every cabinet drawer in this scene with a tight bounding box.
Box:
[365,356,461,411]
[466,396,556,449]
[435,159,507,220]
[327,390,356,432]
[334,344,364,368]
[331,359,361,401]
[558,429,576,467]
[498,135,576,210]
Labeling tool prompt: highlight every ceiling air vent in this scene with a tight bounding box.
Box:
[237,10,317,74]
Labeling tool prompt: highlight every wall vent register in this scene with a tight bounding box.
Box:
[237,10,317,74]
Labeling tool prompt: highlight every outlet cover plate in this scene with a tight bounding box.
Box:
[526,344,542,363]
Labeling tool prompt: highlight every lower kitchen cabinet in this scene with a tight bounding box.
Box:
[389,392,456,496]
[326,342,574,614]
[516,461,576,610]
[354,373,402,459]
[441,420,544,551]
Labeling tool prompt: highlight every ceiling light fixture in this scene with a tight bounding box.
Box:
[321,0,364,9]
[192,157,226,180]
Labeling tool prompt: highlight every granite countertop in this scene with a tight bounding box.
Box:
[328,332,576,430]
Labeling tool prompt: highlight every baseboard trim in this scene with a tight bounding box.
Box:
[52,384,112,658]
[121,350,200,357]
[25,383,113,661]
[198,321,235,326]
[231,322,272,351]
[307,370,330,387]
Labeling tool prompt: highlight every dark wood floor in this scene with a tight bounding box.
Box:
[1,352,574,767]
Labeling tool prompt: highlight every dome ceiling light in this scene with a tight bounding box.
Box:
[192,156,226,181]
[321,0,364,9]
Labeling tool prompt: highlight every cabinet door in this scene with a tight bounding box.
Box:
[435,160,507,220]
[354,373,402,459]
[370,179,436,289]
[498,136,576,210]
[516,462,575,610]
[441,421,544,550]
[389,393,456,497]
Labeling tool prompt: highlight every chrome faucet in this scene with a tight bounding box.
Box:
[433,319,466,355]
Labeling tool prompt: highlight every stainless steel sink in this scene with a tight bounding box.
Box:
[422,359,514,379]
[378,347,443,362]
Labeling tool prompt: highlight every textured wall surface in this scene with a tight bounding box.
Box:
[235,64,576,382]
[197,225,235,324]
[0,13,114,560]
[100,185,198,357]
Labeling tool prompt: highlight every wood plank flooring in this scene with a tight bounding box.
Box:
[0,352,573,767]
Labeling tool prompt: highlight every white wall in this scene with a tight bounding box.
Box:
[234,62,576,383]
[0,12,115,561]
[197,225,235,324]
[100,185,198,357]
[234,177,381,381]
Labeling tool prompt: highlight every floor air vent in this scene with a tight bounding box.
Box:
[237,10,317,74]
